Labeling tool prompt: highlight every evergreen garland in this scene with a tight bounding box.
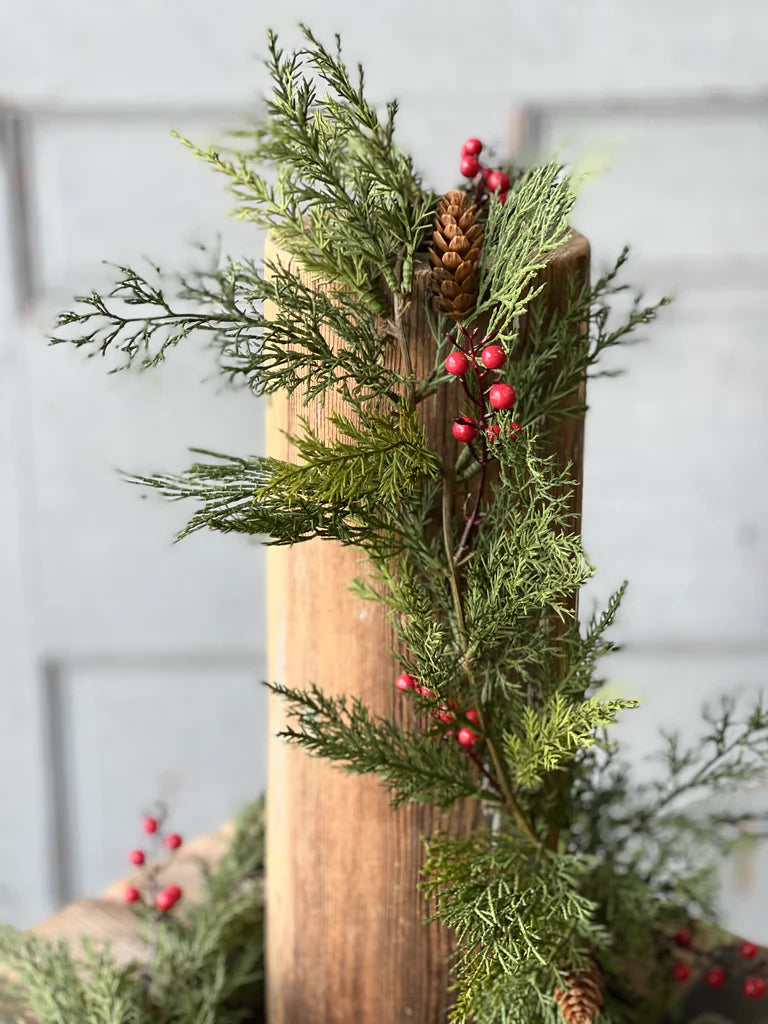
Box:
[41,24,768,1024]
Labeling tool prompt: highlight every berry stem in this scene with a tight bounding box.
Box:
[459,374,482,408]
[453,331,494,561]
[466,747,503,797]
[455,460,488,562]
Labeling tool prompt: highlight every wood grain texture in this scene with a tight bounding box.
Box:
[265,229,590,1024]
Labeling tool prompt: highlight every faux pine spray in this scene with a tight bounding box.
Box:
[52,26,768,1024]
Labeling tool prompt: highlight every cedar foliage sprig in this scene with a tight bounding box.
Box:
[0,802,266,1024]
[271,682,484,808]
[42,23,768,1024]
[52,255,404,406]
[175,25,434,307]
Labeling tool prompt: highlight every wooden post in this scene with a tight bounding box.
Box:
[265,230,590,1024]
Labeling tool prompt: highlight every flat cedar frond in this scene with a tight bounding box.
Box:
[174,27,434,309]
[268,682,483,808]
[504,694,638,790]
[125,453,383,546]
[462,439,591,680]
[421,831,607,1022]
[378,552,461,693]
[263,408,441,507]
[475,162,575,339]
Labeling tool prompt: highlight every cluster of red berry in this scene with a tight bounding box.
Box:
[395,672,480,749]
[445,326,520,449]
[459,137,510,204]
[122,811,184,914]
[671,927,767,1000]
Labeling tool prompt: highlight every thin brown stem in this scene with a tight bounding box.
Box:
[441,466,539,847]
[391,290,416,409]
[455,459,488,562]
[467,747,503,797]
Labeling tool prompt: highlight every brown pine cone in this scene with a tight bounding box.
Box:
[429,189,483,321]
[554,958,604,1024]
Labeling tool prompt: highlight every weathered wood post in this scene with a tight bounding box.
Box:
[265,229,590,1024]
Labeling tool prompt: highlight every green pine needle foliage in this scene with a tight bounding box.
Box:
[270,682,482,808]
[175,25,434,308]
[47,22,768,1024]
[264,408,440,507]
[0,801,265,1024]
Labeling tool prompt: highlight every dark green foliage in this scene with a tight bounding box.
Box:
[51,255,403,407]
[125,452,375,545]
[176,25,434,308]
[508,248,672,434]
[265,408,440,507]
[574,695,768,898]
[0,801,265,1024]
[125,407,439,547]
[268,682,483,808]
[461,439,590,688]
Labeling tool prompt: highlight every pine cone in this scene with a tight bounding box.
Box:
[429,189,483,321]
[554,959,604,1024]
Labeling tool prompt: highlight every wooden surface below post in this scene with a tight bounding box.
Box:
[265,230,590,1024]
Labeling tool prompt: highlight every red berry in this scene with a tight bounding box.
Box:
[672,962,691,982]
[741,941,759,959]
[395,672,417,692]
[164,833,182,851]
[416,685,436,699]
[452,418,478,443]
[128,849,145,866]
[488,383,516,410]
[445,351,470,376]
[706,967,727,988]
[460,156,481,178]
[508,421,521,438]
[123,885,141,904]
[461,138,483,157]
[499,191,509,205]
[143,815,158,835]
[481,345,506,370]
[466,709,480,725]
[155,889,175,913]
[486,170,510,193]
[745,976,766,999]
[163,884,182,903]
[486,423,501,444]
[457,727,479,748]
[436,704,455,724]
[674,928,691,948]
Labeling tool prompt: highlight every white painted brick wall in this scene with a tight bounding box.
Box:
[2,1,768,103]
